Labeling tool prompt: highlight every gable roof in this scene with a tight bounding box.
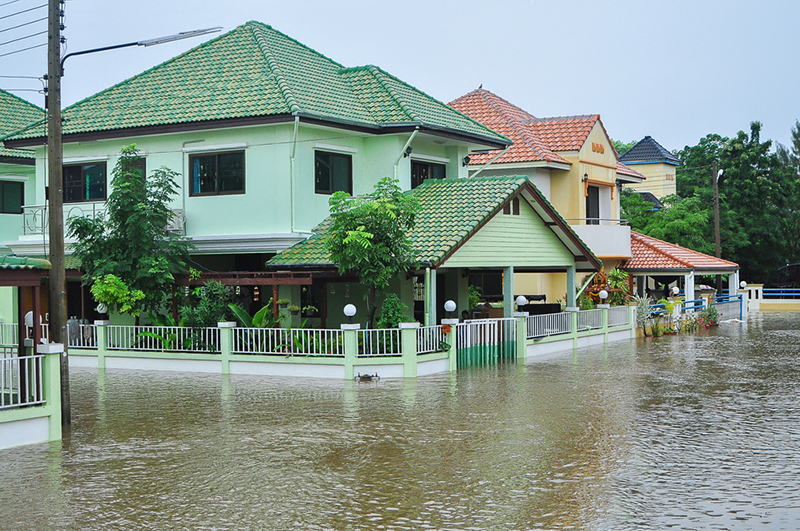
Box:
[0,255,51,270]
[6,22,508,150]
[616,161,646,182]
[623,231,738,273]
[0,89,43,161]
[448,89,569,166]
[268,176,601,271]
[618,136,680,166]
[523,114,603,152]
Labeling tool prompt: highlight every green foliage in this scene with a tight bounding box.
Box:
[68,145,192,319]
[180,280,237,328]
[624,122,800,282]
[89,274,145,317]
[612,139,637,156]
[632,293,651,336]
[375,293,411,329]
[326,177,421,324]
[607,268,631,306]
[577,290,595,310]
[467,285,482,311]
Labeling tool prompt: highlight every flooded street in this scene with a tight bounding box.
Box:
[2,312,799,530]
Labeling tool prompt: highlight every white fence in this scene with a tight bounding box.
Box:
[712,301,742,320]
[68,323,97,349]
[416,325,447,354]
[357,329,402,357]
[526,312,571,339]
[1,352,46,410]
[232,328,344,357]
[577,309,603,330]
[0,323,16,345]
[608,306,630,327]
[106,325,221,353]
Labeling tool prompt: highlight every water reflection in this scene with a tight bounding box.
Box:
[2,312,799,530]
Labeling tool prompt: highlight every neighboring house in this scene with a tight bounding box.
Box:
[623,231,740,304]
[268,176,601,327]
[618,136,680,199]
[0,89,43,253]
[449,88,645,302]
[3,22,510,323]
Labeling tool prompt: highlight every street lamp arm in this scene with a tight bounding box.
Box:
[60,27,222,73]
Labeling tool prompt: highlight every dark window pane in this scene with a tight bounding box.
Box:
[430,163,445,180]
[315,152,332,194]
[218,153,244,192]
[332,153,351,193]
[84,164,106,201]
[63,166,84,202]
[484,273,502,297]
[192,155,217,194]
[0,181,24,214]
[316,151,351,194]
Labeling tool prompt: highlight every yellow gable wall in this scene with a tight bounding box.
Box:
[623,161,677,198]
[442,198,575,269]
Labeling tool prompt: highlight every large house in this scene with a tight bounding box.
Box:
[449,88,644,303]
[5,22,573,326]
[618,136,680,199]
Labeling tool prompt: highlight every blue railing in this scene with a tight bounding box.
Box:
[712,294,743,320]
[682,299,705,312]
[763,288,800,299]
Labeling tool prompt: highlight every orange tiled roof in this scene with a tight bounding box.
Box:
[616,161,645,180]
[523,114,600,152]
[623,232,739,272]
[449,89,570,166]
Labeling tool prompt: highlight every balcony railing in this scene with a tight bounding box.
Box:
[22,204,185,236]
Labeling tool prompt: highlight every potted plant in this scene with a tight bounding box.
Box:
[288,305,301,315]
[303,305,318,316]
[276,299,290,309]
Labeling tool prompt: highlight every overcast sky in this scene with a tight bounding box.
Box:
[2,0,798,152]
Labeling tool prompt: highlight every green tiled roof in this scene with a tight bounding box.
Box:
[0,255,51,270]
[268,176,599,269]
[0,89,43,159]
[8,22,507,146]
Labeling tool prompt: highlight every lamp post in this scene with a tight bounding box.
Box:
[444,300,456,319]
[46,0,219,425]
[713,162,723,295]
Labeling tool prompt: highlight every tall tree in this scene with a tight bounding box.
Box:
[325,177,421,325]
[68,145,192,321]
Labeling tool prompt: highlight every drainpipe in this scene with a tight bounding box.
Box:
[394,127,419,182]
[469,146,511,179]
[424,266,431,326]
[290,115,300,233]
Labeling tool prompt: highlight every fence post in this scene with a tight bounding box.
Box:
[399,322,419,378]
[38,342,63,442]
[341,324,360,380]
[441,319,459,372]
[598,304,609,342]
[218,322,235,375]
[94,320,111,370]
[565,307,579,349]
[514,313,528,362]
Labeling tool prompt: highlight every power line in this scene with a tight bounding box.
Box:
[0,41,45,58]
[0,3,45,21]
[0,29,46,47]
[0,0,27,8]
[0,15,46,33]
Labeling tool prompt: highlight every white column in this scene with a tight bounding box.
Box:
[684,271,695,307]
[503,266,514,317]
[728,271,740,296]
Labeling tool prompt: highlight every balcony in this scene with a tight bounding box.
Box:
[564,218,632,259]
[21,204,185,236]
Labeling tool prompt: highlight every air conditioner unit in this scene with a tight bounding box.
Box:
[167,209,185,234]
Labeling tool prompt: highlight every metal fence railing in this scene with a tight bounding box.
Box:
[456,318,517,367]
[1,351,46,410]
[526,312,571,339]
[607,306,630,327]
[416,325,447,354]
[232,328,344,357]
[106,325,221,353]
[68,323,97,349]
[577,309,603,330]
[357,329,402,357]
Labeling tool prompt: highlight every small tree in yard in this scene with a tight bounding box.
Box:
[326,177,421,326]
[68,145,192,323]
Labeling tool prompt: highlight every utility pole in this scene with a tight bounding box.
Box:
[46,0,69,425]
[713,161,722,296]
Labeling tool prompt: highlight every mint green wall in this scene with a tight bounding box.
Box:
[444,200,574,268]
[0,287,16,323]
[0,162,36,247]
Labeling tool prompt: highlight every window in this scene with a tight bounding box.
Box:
[411,161,445,189]
[190,151,245,196]
[63,162,106,203]
[0,181,24,214]
[315,151,352,194]
[469,272,503,300]
[586,185,600,225]
[503,197,520,215]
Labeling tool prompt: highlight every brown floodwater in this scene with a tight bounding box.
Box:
[2,311,799,530]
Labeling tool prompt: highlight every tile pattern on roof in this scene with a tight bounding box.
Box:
[0,89,43,159]
[269,176,598,269]
[10,23,506,146]
[616,161,645,179]
[448,89,569,166]
[523,114,600,152]
[623,231,738,271]
[618,136,680,165]
[0,255,51,270]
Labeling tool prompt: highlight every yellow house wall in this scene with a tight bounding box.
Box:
[623,161,677,198]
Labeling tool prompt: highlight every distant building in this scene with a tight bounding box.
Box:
[618,136,680,198]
